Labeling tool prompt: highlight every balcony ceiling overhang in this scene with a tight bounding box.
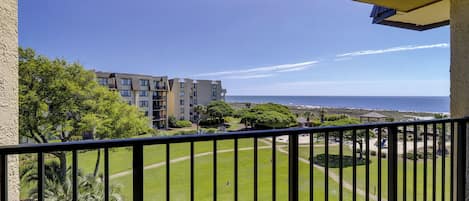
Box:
[355,0,449,31]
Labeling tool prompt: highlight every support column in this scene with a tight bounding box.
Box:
[0,0,19,200]
[450,0,469,200]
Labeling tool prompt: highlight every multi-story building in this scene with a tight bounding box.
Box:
[167,78,226,121]
[95,71,169,129]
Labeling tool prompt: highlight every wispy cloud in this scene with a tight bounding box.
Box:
[275,66,311,72]
[336,43,449,57]
[223,74,274,79]
[194,60,318,79]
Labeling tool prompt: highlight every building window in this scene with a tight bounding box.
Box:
[212,85,218,97]
[121,78,131,86]
[144,111,149,116]
[128,100,132,105]
[120,90,131,97]
[180,99,184,105]
[140,79,149,86]
[180,82,184,89]
[180,91,185,96]
[139,90,147,97]
[139,100,149,107]
[98,77,108,86]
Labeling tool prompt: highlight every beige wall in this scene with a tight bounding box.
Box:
[168,79,225,122]
[450,0,469,200]
[450,0,469,118]
[0,0,19,200]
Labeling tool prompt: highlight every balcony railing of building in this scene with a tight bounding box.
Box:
[153,105,167,110]
[0,118,467,201]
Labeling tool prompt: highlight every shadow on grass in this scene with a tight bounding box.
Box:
[313,154,370,168]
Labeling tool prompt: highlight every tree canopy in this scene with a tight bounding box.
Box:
[206,101,234,120]
[240,103,296,129]
[19,48,151,143]
[19,47,152,180]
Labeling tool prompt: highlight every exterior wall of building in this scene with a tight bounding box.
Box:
[95,72,169,129]
[0,0,19,199]
[450,0,469,199]
[168,78,226,122]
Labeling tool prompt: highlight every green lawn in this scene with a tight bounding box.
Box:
[111,141,355,201]
[20,139,265,199]
[299,144,451,201]
[20,138,452,201]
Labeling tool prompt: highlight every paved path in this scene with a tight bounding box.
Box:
[260,138,385,201]
[110,139,384,201]
[110,145,287,179]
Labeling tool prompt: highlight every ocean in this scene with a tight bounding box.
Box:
[225,96,450,113]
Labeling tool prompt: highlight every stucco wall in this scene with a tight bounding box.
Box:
[450,0,469,200]
[0,0,19,200]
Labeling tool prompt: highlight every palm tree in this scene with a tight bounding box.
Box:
[193,105,206,133]
[22,159,123,201]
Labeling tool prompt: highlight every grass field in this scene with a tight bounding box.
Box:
[299,143,451,201]
[20,138,452,201]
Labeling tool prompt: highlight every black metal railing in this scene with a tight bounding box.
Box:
[1,118,467,201]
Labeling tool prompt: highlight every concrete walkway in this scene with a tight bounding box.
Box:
[260,138,384,201]
[110,145,287,179]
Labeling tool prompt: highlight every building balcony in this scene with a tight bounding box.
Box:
[153,115,167,120]
[2,117,467,201]
[153,105,167,110]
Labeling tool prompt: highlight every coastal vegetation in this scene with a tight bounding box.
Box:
[239,103,297,129]
[18,48,151,199]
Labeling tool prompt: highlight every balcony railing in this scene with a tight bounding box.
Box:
[0,118,467,201]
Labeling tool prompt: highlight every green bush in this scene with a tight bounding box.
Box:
[224,116,236,123]
[240,103,296,129]
[199,118,223,126]
[168,116,177,128]
[310,119,322,127]
[204,128,218,134]
[323,114,349,121]
[175,120,192,128]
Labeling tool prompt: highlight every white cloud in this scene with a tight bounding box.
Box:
[336,43,449,57]
[275,66,311,72]
[194,60,318,78]
[223,74,274,79]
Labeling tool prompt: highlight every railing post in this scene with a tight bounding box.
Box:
[289,134,299,201]
[387,126,398,201]
[133,145,144,201]
[457,120,466,201]
[0,154,7,201]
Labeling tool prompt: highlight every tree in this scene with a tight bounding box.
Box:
[193,105,207,132]
[19,48,151,179]
[22,160,122,201]
[321,118,372,160]
[240,103,296,129]
[206,101,234,122]
[303,111,313,122]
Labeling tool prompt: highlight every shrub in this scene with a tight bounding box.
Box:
[323,114,349,121]
[199,119,223,126]
[168,116,177,128]
[310,119,322,127]
[240,103,296,129]
[224,116,237,123]
[204,128,218,134]
[175,120,192,128]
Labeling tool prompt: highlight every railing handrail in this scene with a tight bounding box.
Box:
[1,117,465,155]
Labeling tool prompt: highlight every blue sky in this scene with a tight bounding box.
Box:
[19,0,450,96]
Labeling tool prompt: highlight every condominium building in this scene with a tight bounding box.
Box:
[95,71,169,129]
[168,78,226,121]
